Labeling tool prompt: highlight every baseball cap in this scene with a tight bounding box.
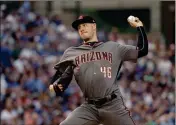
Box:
[72,15,96,30]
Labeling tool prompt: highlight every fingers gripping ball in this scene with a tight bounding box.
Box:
[127,15,143,28]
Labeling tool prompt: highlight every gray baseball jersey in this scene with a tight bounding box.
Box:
[55,41,138,99]
[55,41,138,125]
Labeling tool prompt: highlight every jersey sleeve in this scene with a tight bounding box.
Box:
[117,44,138,62]
[54,47,75,70]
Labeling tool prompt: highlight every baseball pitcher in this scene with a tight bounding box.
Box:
[50,15,148,125]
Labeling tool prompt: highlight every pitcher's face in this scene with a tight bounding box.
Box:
[78,23,96,41]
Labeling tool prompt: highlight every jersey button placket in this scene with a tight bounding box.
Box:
[91,46,95,96]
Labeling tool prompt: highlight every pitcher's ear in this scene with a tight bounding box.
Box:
[92,23,96,30]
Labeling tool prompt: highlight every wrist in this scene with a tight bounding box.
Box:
[136,24,143,27]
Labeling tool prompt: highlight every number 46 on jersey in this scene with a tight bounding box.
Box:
[100,67,112,78]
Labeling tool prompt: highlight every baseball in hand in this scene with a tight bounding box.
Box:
[127,16,136,22]
[127,15,143,27]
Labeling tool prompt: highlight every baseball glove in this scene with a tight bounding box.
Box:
[50,61,75,96]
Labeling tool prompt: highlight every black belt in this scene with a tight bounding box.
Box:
[86,93,117,107]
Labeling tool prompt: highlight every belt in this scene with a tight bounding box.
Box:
[86,93,117,107]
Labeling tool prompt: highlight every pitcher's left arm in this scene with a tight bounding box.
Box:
[50,61,75,96]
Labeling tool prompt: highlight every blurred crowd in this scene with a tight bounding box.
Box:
[0,1,175,125]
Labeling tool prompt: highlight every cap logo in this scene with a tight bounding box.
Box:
[79,16,83,19]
